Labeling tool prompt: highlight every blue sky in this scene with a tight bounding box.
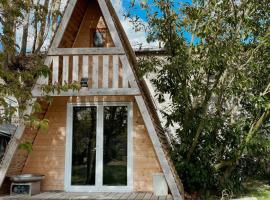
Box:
[112,0,193,48]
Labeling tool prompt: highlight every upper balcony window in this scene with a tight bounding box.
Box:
[91,28,110,48]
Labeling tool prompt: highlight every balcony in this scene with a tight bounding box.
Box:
[33,50,140,97]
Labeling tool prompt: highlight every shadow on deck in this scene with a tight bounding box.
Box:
[0,192,173,200]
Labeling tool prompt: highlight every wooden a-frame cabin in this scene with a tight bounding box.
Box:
[0,0,183,199]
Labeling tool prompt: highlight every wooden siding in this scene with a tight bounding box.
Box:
[19,96,161,192]
[6,100,49,176]
[133,105,162,192]
[59,0,113,48]
[6,127,36,176]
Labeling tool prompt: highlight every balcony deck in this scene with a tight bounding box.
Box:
[0,192,172,200]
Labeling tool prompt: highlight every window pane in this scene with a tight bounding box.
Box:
[103,106,128,186]
[72,107,96,185]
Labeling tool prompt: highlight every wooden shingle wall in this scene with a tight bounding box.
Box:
[16,96,162,192]
[133,104,162,191]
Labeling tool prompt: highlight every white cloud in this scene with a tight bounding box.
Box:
[111,0,158,48]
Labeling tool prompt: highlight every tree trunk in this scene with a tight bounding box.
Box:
[31,0,40,53]
[52,0,61,33]
[187,70,225,161]
[2,10,16,68]
[34,0,50,53]
[20,0,31,55]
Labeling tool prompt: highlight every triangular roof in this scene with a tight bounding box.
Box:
[0,1,184,199]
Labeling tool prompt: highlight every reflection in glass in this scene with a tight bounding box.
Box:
[103,106,128,186]
[72,107,96,185]
[93,31,105,47]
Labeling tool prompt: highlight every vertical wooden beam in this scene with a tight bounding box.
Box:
[82,56,89,78]
[43,56,52,85]
[98,56,103,88]
[92,56,99,88]
[52,56,59,84]
[62,56,69,85]
[119,56,139,89]
[113,55,119,88]
[103,56,109,88]
[72,56,79,82]
[121,60,129,88]
[88,56,93,88]
[109,56,113,88]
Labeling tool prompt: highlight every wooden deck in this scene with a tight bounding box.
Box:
[0,192,173,200]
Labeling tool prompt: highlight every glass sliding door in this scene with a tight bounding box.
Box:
[66,103,132,192]
[103,106,128,186]
[71,107,97,185]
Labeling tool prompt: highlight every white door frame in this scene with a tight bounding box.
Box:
[65,102,133,192]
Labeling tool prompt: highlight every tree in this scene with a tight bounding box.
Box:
[0,0,79,142]
[128,0,270,197]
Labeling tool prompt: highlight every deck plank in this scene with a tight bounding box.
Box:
[100,192,112,200]
[0,192,172,200]
[119,192,132,199]
[104,192,118,200]
[127,193,139,200]
[158,196,166,200]
[166,195,173,200]
[143,193,153,200]
[101,192,113,199]
[150,194,159,200]
[89,192,102,199]
[47,192,66,199]
[135,192,146,200]
[112,193,125,200]
[41,192,59,199]
[93,192,108,200]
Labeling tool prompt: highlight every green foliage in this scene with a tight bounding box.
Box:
[41,81,81,95]
[18,141,33,153]
[128,0,270,197]
[0,0,77,155]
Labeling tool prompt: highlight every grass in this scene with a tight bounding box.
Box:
[237,180,270,200]
[207,180,270,200]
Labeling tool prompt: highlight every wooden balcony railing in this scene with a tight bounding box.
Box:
[33,54,140,96]
[49,54,128,88]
